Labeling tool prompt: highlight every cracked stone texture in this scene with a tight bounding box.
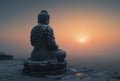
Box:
[0,59,120,81]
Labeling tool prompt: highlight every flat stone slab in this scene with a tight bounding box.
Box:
[0,59,120,81]
[23,60,67,75]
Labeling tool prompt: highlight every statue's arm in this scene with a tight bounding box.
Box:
[47,27,58,50]
[30,27,36,46]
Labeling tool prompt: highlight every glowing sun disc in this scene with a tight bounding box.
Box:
[80,38,85,43]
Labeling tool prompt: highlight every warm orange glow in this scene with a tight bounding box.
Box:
[0,6,120,59]
[80,37,85,43]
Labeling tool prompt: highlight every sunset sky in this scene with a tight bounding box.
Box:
[0,0,120,67]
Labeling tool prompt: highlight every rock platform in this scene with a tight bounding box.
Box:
[0,59,120,81]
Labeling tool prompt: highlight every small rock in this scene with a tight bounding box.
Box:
[68,67,79,73]
[0,51,13,60]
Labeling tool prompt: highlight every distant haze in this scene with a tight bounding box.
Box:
[0,0,120,71]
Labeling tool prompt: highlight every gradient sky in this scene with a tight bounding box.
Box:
[0,0,120,68]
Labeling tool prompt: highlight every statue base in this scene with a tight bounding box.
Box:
[23,60,67,75]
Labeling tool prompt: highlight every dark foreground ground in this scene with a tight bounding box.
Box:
[0,59,120,81]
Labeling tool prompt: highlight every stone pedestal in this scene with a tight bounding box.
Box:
[23,60,67,75]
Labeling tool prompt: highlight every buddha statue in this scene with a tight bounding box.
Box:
[23,10,67,74]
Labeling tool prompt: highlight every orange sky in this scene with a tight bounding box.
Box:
[0,1,120,61]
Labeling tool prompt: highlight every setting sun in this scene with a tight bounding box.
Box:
[80,38,85,43]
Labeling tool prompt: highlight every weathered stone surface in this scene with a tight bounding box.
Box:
[23,10,67,74]
[1,59,120,81]
[23,60,67,75]
[30,10,66,62]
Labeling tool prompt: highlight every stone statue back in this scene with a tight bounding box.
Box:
[23,10,67,74]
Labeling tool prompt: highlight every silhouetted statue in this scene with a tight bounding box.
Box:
[23,10,67,74]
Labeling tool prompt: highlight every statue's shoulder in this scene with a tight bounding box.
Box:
[31,25,44,32]
[46,26,53,32]
[31,24,53,34]
[31,25,39,31]
[39,25,53,33]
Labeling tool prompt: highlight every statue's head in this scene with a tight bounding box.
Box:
[38,10,50,25]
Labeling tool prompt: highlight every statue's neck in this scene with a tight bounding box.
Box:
[38,23,49,25]
[37,24,49,28]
